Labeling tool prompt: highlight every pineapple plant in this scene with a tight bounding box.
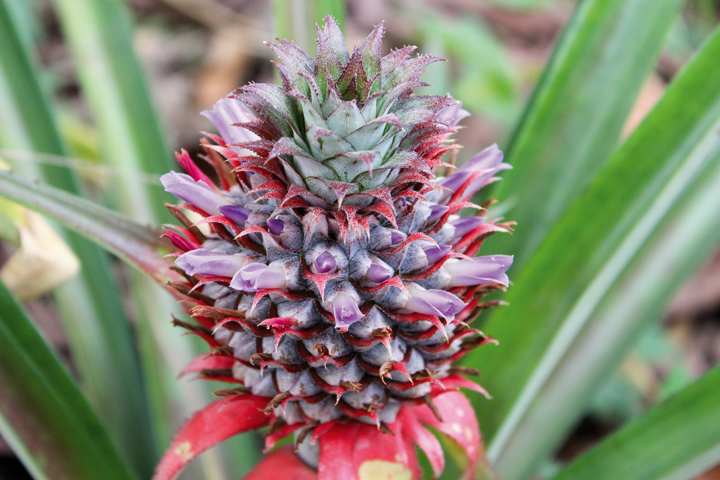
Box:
[3,1,719,480]
[156,16,513,480]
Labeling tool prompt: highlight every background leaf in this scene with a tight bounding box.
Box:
[419,14,519,123]
[0,170,174,284]
[272,0,346,53]
[552,365,720,480]
[50,0,262,476]
[0,1,157,475]
[50,0,173,225]
[0,278,138,480]
[469,26,720,479]
[486,0,685,268]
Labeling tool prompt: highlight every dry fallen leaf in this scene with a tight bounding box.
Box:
[1,210,80,301]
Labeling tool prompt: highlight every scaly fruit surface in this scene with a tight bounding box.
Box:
[156,16,513,480]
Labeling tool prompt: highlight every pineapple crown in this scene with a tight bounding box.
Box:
[203,15,461,214]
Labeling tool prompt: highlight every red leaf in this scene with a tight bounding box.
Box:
[382,232,437,255]
[412,391,481,480]
[179,354,236,377]
[153,396,271,480]
[259,317,298,329]
[318,423,358,480]
[264,423,303,451]
[398,408,445,478]
[363,201,398,229]
[318,422,421,480]
[301,264,339,300]
[195,215,242,236]
[433,375,490,399]
[162,228,199,252]
[176,149,215,188]
[242,446,317,480]
[452,223,508,253]
[247,180,287,196]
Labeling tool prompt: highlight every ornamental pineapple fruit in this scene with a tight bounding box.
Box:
[159,15,513,470]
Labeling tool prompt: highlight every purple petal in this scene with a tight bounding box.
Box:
[230,263,287,292]
[332,293,364,329]
[390,231,405,246]
[175,250,246,277]
[161,171,229,215]
[445,255,513,287]
[438,144,510,196]
[201,97,258,147]
[267,218,285,235]
[219,205,250,226]
[450,216,485,238]
[404,287,466,321]
[314,252,337,273]
[424,245,452,264]
[366,263,393,283]
[254,267,288,290]
[438,101,471,127]
[428,204,449,223]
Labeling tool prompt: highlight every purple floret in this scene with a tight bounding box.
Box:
[450,216,485,238]
[438,144,511,198]
[445,255,513,287]
[201,97,258,147]
[424,245,452,264]
[314,252,337,273]
[366,263,393,283]
[219,205,250,226]
[404,287,466,321]
[267,218,285,235]
[175,249,246,277]
[230,263,287,292]
[332,293,364,329]
[160,171,229,216]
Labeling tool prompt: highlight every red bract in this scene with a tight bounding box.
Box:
[243,447,317,480]
[154,396,270,480]
[155,391,480,480]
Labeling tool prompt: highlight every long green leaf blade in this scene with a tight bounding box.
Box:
[552,365,720,480]
[50,1,249,476]
[469,27,720,479]
[488,0,684,268]
[0,1,157,475]
[50,0,173,225]
[272,0,345,52]
[0,278,137,480]
[0,169,174,284]
[0,168,232,478]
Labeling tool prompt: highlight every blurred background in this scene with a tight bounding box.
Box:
[1,0,720,479]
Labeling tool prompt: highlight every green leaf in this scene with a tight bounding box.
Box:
[552,365,720,480]
[468,27,720,479]
[49,2,254,476]
[420,14,519,123]
[484,0,553,8]
[50,0,173,225]
[0,278,138,480]
[0,169,174,284]
[487,0,685,268]
[0,170,238,479]
[312,0,345,29]
[0,1,158,476]
[272,0,346,53]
